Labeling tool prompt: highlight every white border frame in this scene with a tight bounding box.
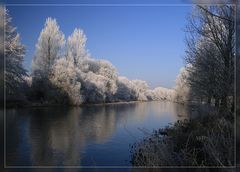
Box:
[3,3,237,169]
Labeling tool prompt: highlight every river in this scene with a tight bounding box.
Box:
[4,101,188,167]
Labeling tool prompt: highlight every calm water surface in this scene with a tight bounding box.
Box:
[5,101,188,166]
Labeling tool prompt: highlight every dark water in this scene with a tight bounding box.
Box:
[4,101,188,167]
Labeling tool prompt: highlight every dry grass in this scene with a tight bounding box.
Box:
[130,109,234,167]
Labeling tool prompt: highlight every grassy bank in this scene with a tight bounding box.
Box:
[130,108,234,166]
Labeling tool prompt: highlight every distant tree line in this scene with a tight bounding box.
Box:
[2,8,175,106]
[3,4,235,108]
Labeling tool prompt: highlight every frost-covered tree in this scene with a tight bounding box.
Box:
[30,18,65,102]
[45,28,87,105]
[80,71,109,103]
[174,67,191,103]
[3,7,27,100]
[115,77,175,102]
[29,17,179,105]
[66,28,118,103]
[185,5,235,108]
[79,59,118,103]
[132,80,149,101]
[186,37,225,105]
[67,28,89,66]
[115,76,137,101]
[149,87,175,101]
[97,60,118,99]
[32,17,65,78]
[50,58,82,105]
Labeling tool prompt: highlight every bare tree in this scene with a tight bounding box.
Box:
[185,5,235,108]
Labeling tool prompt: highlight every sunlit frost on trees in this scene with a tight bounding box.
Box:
[32,17,65,78]
[3,7,27,101]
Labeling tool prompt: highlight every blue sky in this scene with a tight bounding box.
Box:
[6,4,192,89]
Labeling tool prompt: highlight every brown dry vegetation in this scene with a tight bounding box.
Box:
[131,109,234,166]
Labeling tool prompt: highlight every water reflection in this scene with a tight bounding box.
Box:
[6,101,188,166]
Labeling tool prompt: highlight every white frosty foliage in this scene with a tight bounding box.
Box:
[79,59,118,102]
[24,76,32,87]
[149,87,175,101]
[32,17,65,78]
[50,58,82,105]
[115,76,137,101]
[3,7,27,96]
[31,17,176,105]
[132,80,149,101]
[97,60,118,94]
[174,66,191,103]
[67,28,89,66]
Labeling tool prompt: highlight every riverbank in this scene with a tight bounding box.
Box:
[4,99,170,109]
[130,108,234,166]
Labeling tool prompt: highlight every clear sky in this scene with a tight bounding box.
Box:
[6,3,192,89]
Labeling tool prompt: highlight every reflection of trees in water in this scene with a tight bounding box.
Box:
[6,101,187,166]
[110,101,185,124]
[129,101,188,121]
[27,103,155,166]
[111,103,148,124]
[6,109,28,166]
[28,107,118,166]
[78,106,116,144]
